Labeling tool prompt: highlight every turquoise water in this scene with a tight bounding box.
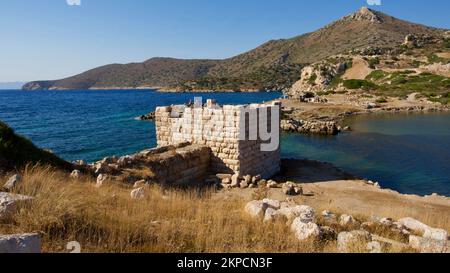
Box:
[1,89,449,196]
[282,112,450,196]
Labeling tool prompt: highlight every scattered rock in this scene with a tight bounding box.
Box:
[231,173,240,188]
[3,174,22,191]
[379,218,394,227]
[266,180,278,189]
[240,181,249,189]
[130,187,145,200]
[245,200,268,219]
[252,175,261,184]
[282,182,303,196]
[0,233,41,253]
[337,230,372,253]
[70,170,81,179]
[291,218,321,241]
[278,205,315,223]
[0,192,34,220]
[96,174,108,188]
[409,235,450,253]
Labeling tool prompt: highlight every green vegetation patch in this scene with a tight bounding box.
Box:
[366,70,388,81]
[343,79,378,90]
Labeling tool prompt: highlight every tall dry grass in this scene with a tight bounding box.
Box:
[1,165,336,253]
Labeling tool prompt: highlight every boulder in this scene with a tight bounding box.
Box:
[263,208,278,222]
[3,174,22,191]
[398,217,448,240]
[70,170,81,179]
[278,205,315,223]
[262,199,281,210]
[266,180,278,189]
[231,173,240,188]
[240,181,249,189]
[337,230,372,253]
[0,233,41,253]
[0,192,34,220]
[291,218,321,241]
[409,235,450,253]
[243,175,252,184]
[245,200,268,219]
[131,187,145,200]
[251,175,262,184]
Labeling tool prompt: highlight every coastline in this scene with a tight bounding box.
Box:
[278,94,450,135]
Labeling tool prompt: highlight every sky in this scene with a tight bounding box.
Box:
[0,0,449,82]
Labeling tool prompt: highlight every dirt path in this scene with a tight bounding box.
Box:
[342,58,372,80]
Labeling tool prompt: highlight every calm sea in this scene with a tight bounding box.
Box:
[1,90,449,196]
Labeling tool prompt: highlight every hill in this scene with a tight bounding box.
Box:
[0,120,72,173]
[23,7,446,92]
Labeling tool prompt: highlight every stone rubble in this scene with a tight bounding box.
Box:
[244,201,449,253]
[0,233,41,253]
[0,192,34,220]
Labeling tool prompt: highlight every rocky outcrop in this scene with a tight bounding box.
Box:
[3,174,22,191]
[287,61,347,98]
[137,112,155,121]
[281,119,339,135]
[0,233,41,253]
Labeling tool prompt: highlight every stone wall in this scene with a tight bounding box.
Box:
[141,144,211,186]
[155,101,281,179]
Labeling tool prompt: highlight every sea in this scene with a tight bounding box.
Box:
[1,89,449,196]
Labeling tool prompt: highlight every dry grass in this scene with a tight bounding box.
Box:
[1,165,337,253]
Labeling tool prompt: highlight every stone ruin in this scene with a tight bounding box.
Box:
[155,100,281,180]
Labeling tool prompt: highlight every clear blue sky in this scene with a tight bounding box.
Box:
[1,0,449,82]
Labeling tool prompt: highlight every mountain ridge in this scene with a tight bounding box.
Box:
[23,7,447,92]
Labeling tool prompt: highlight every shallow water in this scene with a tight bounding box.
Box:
[281,112,450,196]
[1,90,449,196]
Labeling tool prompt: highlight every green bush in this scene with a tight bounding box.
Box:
[366,70,387,81]
[376,97,388,103]
[343,79,377,90]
